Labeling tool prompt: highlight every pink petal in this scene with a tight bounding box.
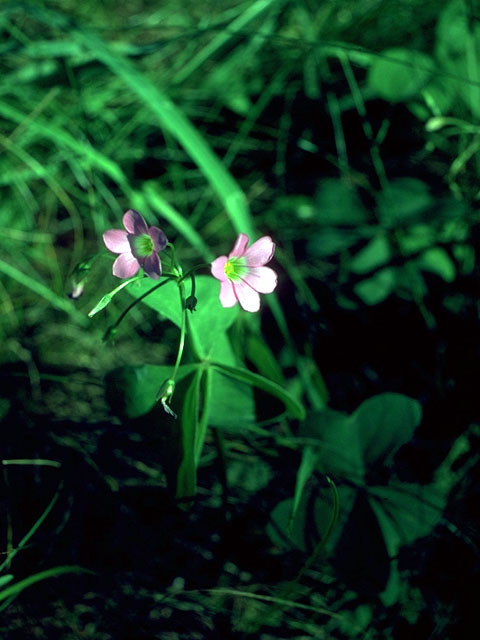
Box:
[103,229,130,254]
[148,226,168,252]
[123,210,148,235]
[141,252,162,279]
[211,256,228,282]
[243,266,278,294]
[229,233,250,258]
[112,253,140,278]
[244,236,275,266]
[219,280,238,307]
[232,280,261,312]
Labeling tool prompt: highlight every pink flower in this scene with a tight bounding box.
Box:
[103,210,168,279]
[211,233,278,312]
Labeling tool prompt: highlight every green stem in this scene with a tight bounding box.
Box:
[178,263,211,283]
[170,279,188,382]
[189,271,196,300]
[158,279,189,416]
[103,277,172,340]
[88,275,144,317]
[167,242,182,277]
[195,365,212,464]
[213,426,229,513]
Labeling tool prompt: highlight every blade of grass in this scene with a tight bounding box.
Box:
[173,0,285,84]
[0,483,61,573]
[289,445,319,533]
[0,566,91,609]
[14,3,255,236]
[0,259,88,324]
[0,102,128,187]
[140,183,213,260]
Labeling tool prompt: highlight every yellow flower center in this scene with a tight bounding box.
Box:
[134,234,154,258]
[224,257,247,281]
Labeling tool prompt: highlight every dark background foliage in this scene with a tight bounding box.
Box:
[0,0,479,638]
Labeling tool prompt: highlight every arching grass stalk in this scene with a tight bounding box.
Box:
[290,476,339,585]
[102,277,173,341]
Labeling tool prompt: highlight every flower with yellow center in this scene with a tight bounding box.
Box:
[103,210,168,279]
[211,233,277,312]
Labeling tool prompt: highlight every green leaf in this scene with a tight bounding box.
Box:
[362,489,404,605]
[300,408,365,480]
[367,48,435,102]
[377,178,434,228]
[300,394,421,479]
[127,278,181,327]
[314,179,368,225]
[105,364,197,420]
[398,224,436,254]
[209,370,256,428]
[289,446,319,533]
[205,333,256,429]
[417,247,456,282]
[176,369,202,508]
[369,482,446,548]
[307,228,365,258]
[246,334,286,386]
[128,276,239,359]
[368,481,447,605]
[211,362,305,420]
[354,267,397,305]
[350,234,392,274]
[352,393,422,468]
[335,491,391,596]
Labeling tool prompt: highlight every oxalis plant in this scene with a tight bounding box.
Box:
[82,209,305,508]
[75,209,454,621]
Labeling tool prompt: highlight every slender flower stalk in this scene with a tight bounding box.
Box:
[102,277,172,341]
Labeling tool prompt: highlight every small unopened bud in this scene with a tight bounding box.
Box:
[68,255,96,299]
[103,326,118,342]
[157,378,177,418]
[88,294,112,317]
[185,295,197,312]
[68,281,85,300]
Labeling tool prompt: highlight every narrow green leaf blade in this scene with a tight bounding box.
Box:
[176,369,203,508]
[289,445,319,533]
[211,362,305,420]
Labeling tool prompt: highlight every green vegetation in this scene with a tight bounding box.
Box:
[1,0,478,637]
